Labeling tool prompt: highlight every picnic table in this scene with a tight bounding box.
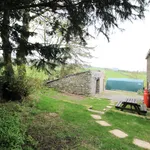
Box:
[115,98,147,115]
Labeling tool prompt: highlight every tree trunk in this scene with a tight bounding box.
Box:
[17,11,30,78]
[1,8,14,80]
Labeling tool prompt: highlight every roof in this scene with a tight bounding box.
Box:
[146,49,150,59]
[47,70,103,84]
[107,78,144,83]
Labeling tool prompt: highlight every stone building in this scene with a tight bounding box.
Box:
[47,70,105,96]
[146,49,150,89]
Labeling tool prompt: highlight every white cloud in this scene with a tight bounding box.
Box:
[87,11,150,71]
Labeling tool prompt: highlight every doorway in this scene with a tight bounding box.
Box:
[96,78,100,93]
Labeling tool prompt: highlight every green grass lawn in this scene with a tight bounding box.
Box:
[102,110,150,142]
[1,88,150,150]
[43,88,110,110]
[32,89,150,149]
[34,89,150,149]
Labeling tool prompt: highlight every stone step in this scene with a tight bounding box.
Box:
[109,129,128,138]
[133,138,150,150]
[91,114,101,120]
[88,109,105,114]
[96,120,111,126]
[106,106,112,108]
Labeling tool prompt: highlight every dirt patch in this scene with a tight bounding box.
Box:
[27,112,79,150]
[35,112,59,120]
[61,92,85,100]
[43,113,59,119]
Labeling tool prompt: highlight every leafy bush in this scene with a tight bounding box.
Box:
[0,108,25,149]
[2,75,44,101]
[26,66,48,81]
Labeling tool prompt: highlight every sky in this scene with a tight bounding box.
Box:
[87,10,150,72]
[28,8,150,72]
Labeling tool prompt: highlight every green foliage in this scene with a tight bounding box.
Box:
[0,101,39,150]
[2,71,44,101]
[0,0,148,81]
[3,76,32,100]
[46,64,83,80]
[26,66,48,81]
[9,76,31,97]
[59,64,83,78]
[0,108,24,150]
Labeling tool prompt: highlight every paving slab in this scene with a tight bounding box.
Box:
[88,109,105,114]
[106,106,112,108]
[96,120,111,126]
[109,129,128,138]
[91,114,101,120]
[133,139,150,150]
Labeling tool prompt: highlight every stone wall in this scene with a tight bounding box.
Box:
[47,71,92,95]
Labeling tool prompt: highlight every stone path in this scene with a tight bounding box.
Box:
[91,114,101,120]
[103,105,113,112]
[89,102,150,149]
[88,109,105,114]
[96,120,111,126]
[109,129,128,138]
[133,139,150,150]
[106,106,112,108]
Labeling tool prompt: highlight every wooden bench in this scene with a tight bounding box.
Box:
[115,101,123,108]
[115,98,147,115]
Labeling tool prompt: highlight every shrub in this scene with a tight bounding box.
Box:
[0,108,25,149]
[2,75,43,101]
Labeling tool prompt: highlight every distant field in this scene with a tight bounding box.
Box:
[84,67,146,86]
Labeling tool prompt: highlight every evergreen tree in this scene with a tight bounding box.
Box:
[0,0,148,100]
[0,0,147,77]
